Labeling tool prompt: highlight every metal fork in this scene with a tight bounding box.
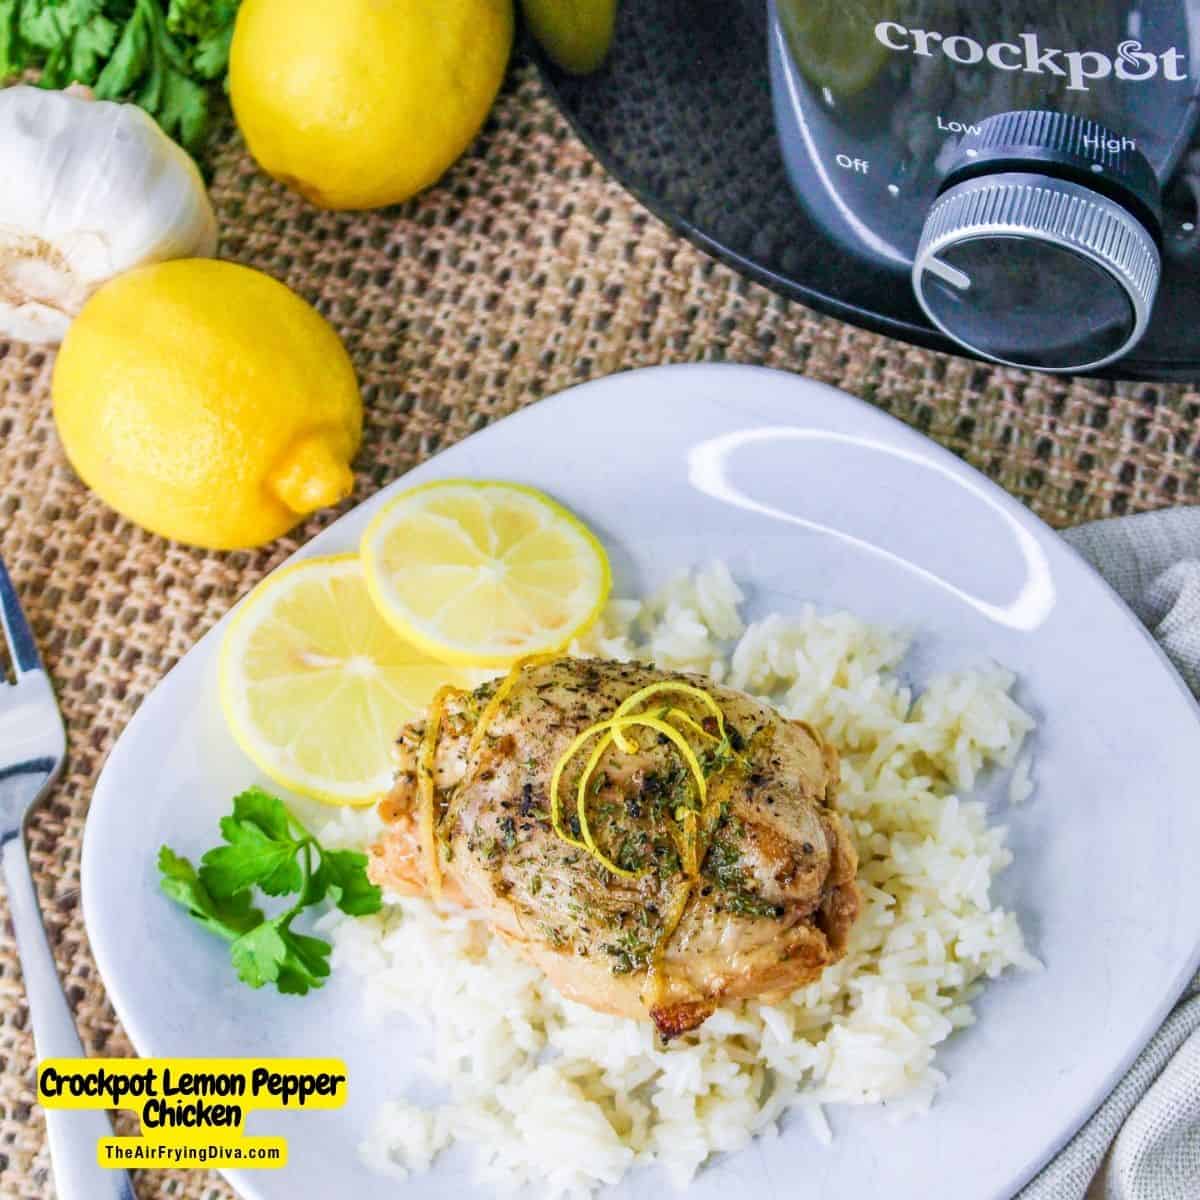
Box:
[0,560,136,1200]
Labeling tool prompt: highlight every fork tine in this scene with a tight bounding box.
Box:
[0,558,42,676]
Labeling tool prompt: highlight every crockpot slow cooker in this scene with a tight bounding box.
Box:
[533,2,1200,379]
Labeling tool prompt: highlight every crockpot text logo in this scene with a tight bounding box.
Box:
[874,24,1187,92]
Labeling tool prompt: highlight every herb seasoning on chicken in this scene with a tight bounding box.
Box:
[369,656,860,1038]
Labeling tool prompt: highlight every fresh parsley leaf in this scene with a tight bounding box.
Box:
[0,11,20,81]
[229,787,295,842]
[0,0,242,154]
[188,18,229,80]
[94,2,149,98]
[67,12,118,82]
[157,845,264,940]
[199,837,302,899]
[200,788,306,897]
[14,0,115,88]
[229,917,331,994]
[167,0,236,80]
[322,848,383,916]
[299,852,331,908]
[159,788,383,998]
[274,929,332,996]
[166,0,235,41]
[229,920,288,989]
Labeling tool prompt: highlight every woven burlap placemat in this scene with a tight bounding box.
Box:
[2,58,1199,1200]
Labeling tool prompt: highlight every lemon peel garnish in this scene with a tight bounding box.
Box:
[467,651,562,760]
[610,681,729,752]
[419,684,465,900]
[549,680,741,884]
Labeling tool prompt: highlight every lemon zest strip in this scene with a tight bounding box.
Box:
[551,712,709,878]
[659,878,695,955]
[662,707,718,743]
[548,722,599,853]
[610,682,728,752]
[680,809,699,878]
[419,684,462,901]
[467,651,563,759]
[573,729,638,878]
[643,877,697,1011]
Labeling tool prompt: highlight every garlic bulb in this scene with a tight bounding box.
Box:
[0,86,218,344]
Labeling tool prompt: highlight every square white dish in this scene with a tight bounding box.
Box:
[82,364,1200,1200]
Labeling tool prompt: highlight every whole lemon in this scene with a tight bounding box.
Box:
[229,0,514,211]
[52,260,362,550]
[521,0,618,75]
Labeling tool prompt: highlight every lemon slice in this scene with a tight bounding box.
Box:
[219,554,485,805]
[361,480,611,667]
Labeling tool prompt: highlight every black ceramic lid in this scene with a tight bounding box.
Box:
[530,1,1200,380]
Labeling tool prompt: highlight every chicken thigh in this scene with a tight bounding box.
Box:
[369,656,860,1037]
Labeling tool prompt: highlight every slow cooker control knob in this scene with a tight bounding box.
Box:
[912,111,1161,373]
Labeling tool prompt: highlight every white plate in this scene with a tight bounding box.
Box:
[82,364,1200,1200]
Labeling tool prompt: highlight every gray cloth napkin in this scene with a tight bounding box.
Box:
[1017,509,1200,1200]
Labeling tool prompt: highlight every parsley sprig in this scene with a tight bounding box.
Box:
[0,0,241,153]
[159,787,382,995]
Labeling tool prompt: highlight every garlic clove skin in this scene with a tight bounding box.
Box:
[0,86,219,345]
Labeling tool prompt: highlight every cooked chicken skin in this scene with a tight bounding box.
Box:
[369,657,860,1038]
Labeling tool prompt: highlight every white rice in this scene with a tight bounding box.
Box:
[317,563,1039,1196]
